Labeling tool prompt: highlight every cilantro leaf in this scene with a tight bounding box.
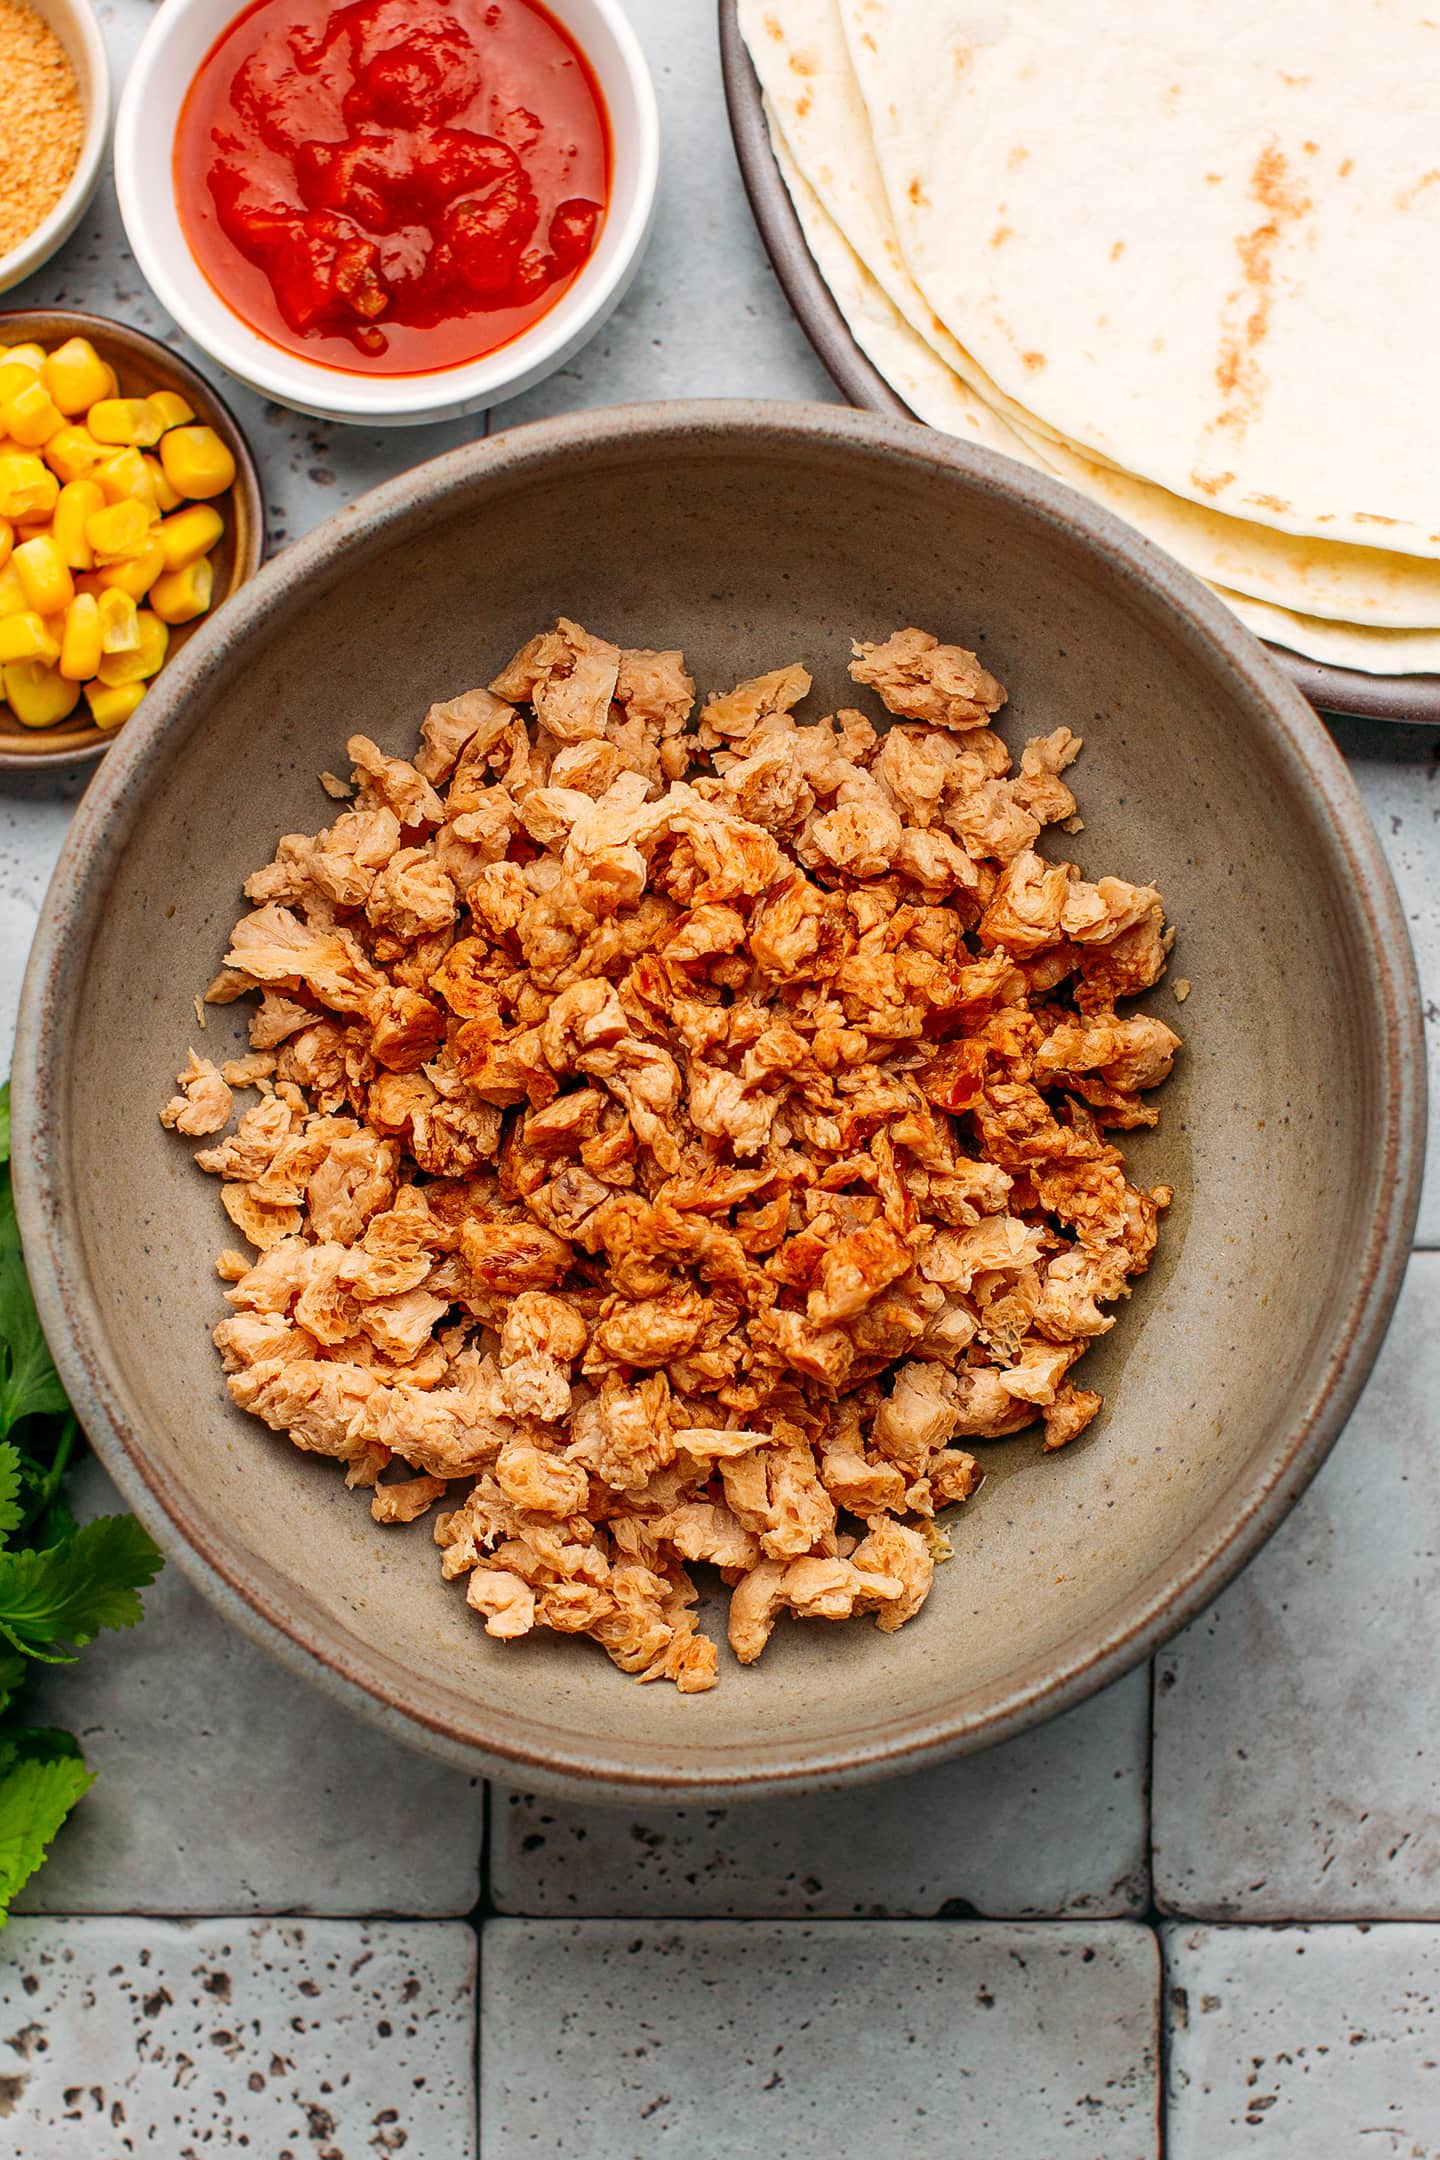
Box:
[0,1648,27,1720]
[0,1751,94,1921]
[0,1516,164,1661]
[0,1176,67,1439]
[0,1725,82,1779]
[0,1077,164,1915]
[0,1443,21,1542]
[26,1488,77,1555]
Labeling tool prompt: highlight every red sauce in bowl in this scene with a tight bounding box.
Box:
[175,0,610,376]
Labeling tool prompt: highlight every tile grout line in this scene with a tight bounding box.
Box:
[1144,1654,1158,1913]
[1155,1922,1173,2160]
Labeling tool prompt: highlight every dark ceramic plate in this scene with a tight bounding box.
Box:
[718,0,1440,726]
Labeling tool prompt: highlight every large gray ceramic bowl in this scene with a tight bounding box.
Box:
[13,403,1425,1802]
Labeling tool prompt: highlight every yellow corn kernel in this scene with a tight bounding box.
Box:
[0,361,40,404]
[97,609,168,685]
[58,593,103,681]
[94,538,164,598]
[0,611,61,665]
[159,425,235,501]
[142,453,182,513]
[145,390,194,434]
[157,502,223,573]
[84,677,145,730]
[86,396,163,448]
[44,337,114,417]
[3,660,79,728]
[2,379,64,449]
[4,345,49,376]
[0,453,57,522]
[94,446,158,510]
[96,587,140,653]
[85,497,153,562]
[0,517,10,574]
[12,535,74,616]
[44,424,106,485]
[52,479,104,570]
[0,565,27,618]
[150,556,213,625]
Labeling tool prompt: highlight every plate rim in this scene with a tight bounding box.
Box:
[717,0,1440,729]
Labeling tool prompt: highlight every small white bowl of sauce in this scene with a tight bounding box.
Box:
[114,0,658,425]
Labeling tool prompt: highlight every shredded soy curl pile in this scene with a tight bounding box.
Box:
[162,620,1180,1691]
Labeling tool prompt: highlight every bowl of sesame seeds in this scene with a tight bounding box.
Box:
[0,0,110,296]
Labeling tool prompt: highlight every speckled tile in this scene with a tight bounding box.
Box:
[498,0,838,421]
[12,1460,483,1918]
[0,769,83,1068]
[0,1916,477,2156]
[1152,1252,1440,1920]
[492,1666,1149,1918]
[481,1919,1160,2157]
[1165,1923,1440,2157]
[1332,717,1440,1247]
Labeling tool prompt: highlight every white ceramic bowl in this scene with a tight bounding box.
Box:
[114,0,659,426]
[0,0,111,295]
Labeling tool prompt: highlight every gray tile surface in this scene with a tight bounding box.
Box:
[0,1916,477,2155]
[1152,1252,1440,1920]
[1335,717,1440,1247]
[482,1920,1160,2159]
[1165,1923,1440,2158]
[494,1667,1149,1918]
[0,772,82,1067]
[13,1461,483,1918]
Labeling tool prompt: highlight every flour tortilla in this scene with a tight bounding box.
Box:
[766,110,1042,461]
[1221,591,1440,675]
[770,124,1440,671]
[747,3,1440,627]
[840,0,1440,556]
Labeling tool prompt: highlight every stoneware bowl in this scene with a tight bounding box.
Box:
[115,0,659,426]
[0,307,264,770]
[13,403,1425,1802]
[0,0,110,297]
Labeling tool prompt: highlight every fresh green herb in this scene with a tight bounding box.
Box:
[0,1079,163,1922]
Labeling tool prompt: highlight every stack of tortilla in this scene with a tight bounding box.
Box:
[739,0,1440,675]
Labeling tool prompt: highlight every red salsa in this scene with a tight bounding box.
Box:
[175,0,610,375]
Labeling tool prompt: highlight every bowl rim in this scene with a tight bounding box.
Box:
[715,0,1440,729]
[0,304,266,771]
[12,399,1428,1801]
[113,0,660,425]
[0,0,112,296]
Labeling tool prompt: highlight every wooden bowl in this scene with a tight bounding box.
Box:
[11,404,1424,1798]
[0,307,264,770]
